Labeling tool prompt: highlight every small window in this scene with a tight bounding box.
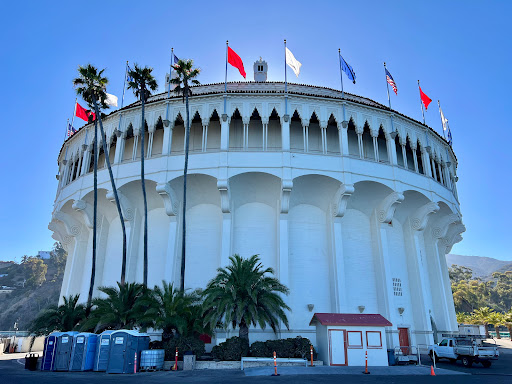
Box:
[347,331,363,349]
[439,339,448,346]
[392,278,402,296]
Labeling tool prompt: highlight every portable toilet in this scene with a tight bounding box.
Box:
[41,332,62,371]
[69,333,98,371]
[94,330,115,372]
[53,331,79,371]
[107,330,150,374]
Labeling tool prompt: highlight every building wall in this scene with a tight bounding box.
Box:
[51,86,463,349]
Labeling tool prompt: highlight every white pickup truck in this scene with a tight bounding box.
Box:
[428,337,499,368]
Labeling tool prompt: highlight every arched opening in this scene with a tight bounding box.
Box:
[207,110,221,151]
[267,108,282,151]
[395,135,404,167]
[326,114,340,154]
[248,108,263,151]
[152,117,164,156]
[434,158,442,183]
[362,122,374,160]
[290,110,303,152]
[229,109,243,151]
[171,114,185,154]
[70,156,79,182]
[97,134,106,169]
[416,140,424,174]
[347,118,358,157]
[190,112,203,152]
[123,124,134,161]
[405,136,415,171]
[377,126,388,163]
[308,112,322,153]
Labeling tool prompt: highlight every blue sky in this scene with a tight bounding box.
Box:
[0,1,510,261]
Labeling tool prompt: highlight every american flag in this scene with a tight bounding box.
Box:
[385,68,397,94]
[67,123,76,137]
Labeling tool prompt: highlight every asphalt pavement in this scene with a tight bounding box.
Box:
[0,352,510,384]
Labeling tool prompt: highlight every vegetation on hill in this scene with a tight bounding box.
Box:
[0,243,66,330]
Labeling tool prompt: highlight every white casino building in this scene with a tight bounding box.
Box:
[50,59,464,350]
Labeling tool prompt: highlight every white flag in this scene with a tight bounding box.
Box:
[440,106,449,131]
[105,93,118,107]
[285,47,302,77]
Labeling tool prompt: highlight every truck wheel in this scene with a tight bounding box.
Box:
[481,361,491,368]
[461,357,473,368]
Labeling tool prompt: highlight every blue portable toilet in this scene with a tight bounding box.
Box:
[107,330,150,374]
[69,333,98,371]
[53,331,79,371]
[41,332,63,371]
[94,330,115,372]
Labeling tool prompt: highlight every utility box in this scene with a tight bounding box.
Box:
[107,330,150,374]
[69,333,98,371]
[94,330,115,372]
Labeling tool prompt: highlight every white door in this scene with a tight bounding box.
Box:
[329,330,347,366]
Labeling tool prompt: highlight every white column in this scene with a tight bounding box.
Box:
[202,124,208,152]
[281,118,290,151]
[357,133,363,158]
[372,136,379,161]
[340,126,348,156]
[438,163,444,185]
[412,149,419,172]
[431,158,437,180]
[401,145,408,169]
[147,131,154,158]
[423,150,432,177]
[165,217,178,282]
[279,214,289,289]
[132,134,139,160]
[387,135,398,165]
[114,132,125,164]
[162,124,172,155]
[220,118,229,151]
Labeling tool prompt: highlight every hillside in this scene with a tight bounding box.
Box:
[0,245,66,330]
[446,254,511,279]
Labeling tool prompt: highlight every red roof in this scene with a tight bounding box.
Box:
[309,313,392,327]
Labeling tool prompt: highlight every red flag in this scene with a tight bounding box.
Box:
[75,102,96,122]
[228,47,246,79]
[419,86,432,110]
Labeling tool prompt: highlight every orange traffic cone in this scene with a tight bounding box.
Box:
[430,365,436,376]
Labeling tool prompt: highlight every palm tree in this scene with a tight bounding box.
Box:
[504,309,512,339]
[472,306,495,338]
[29,295,86,335]
[138,282,207,342]
[202,254,291,343]
[127,64,158,288]
[488,312,506,339]
[73,65,127,300]
[81,282,146,332]
[170,59,200,291]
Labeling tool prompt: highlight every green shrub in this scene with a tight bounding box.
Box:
[249,337,315,358]
[211,336,249,361]
[164,336,205,360]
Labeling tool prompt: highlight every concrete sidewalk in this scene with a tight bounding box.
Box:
[244,365,468,376]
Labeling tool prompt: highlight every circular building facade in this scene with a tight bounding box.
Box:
[50,68,464,349]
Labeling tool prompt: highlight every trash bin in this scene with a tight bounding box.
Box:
[25,353,39,371]
[387,349,396,366]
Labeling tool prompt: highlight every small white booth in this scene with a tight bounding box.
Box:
[310,313,392,367]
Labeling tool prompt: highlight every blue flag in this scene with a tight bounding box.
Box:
[340,54,356,84]
[447,127,452,146]
[173,54,179,64]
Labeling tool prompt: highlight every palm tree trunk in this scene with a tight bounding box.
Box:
[495,326,501,339]
[180,88,190,292]
[92,97,128,285]
[141,86,149,288]
[239,319,249,343]
[87,117,98,314]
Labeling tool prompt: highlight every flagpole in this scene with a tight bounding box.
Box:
[284,39,288,116]
[165,51,173,122]
[338,49,346,122]
[224,40,228,116]
[418,80,426,125]
[64,118,69,142]
[70,98,77,135]
[384,62,392,109]
[118,61,129,132]
[437,100,446,139]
